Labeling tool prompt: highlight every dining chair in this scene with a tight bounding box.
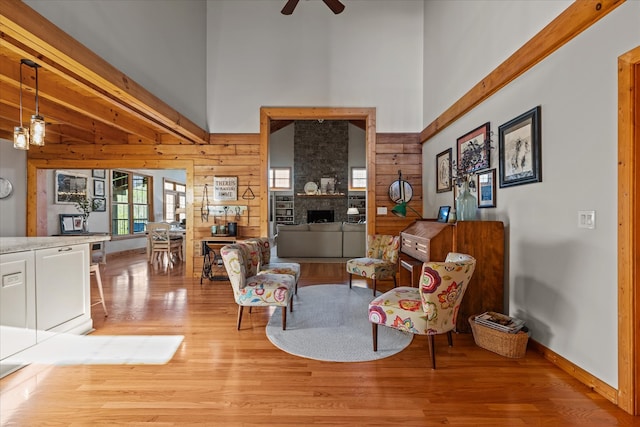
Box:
[147,222,183,268]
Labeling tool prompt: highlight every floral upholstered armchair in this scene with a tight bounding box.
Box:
[346,234,400,295]
[368,252,476,369]
[220,241,295,330]
[245,237,301,294]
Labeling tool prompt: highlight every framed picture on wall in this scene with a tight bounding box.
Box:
[93,179,105,197]
[55,170,88,204]
[93,197,106,212]
[499,106,542,188]
[436,148,452,193]
[92,169,106,179]
[213,176,238,201]
[477,169,496,208]
[457,122,491,174]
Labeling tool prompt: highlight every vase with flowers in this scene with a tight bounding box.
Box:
[452,133,493,221]
[75,194,95,233]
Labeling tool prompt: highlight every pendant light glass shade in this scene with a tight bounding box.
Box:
[30,115,46,146]
[13,126,29,150]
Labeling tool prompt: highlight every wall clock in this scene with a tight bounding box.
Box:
[388,170,413,203]
[0,177,13,199]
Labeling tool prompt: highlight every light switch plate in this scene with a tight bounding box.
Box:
[578,210,595,229]
[377,207,387,215]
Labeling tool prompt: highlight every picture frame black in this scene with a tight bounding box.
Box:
[93,197,106,212]
[477,169,496,208]
[499,106,542,188]
[93,179,105,197]
[92,169,106,179]
[59,213,85,234]
[436,148,452,193]
[457,122,491,175]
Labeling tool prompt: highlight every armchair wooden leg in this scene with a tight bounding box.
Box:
[349,273,352,289]
[237,306,244,330]
[290,295,294,312]
[372,323,378,351]
[447,331,453,347]
[282,307,287,330]
[427,335,436,369]
[372,279,377,296]
[393,275,397,289]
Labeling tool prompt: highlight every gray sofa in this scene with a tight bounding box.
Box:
[275,222,366,258]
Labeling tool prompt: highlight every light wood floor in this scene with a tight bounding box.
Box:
[1,252,636,426]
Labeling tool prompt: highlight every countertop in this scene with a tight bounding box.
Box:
[0,235,111,254]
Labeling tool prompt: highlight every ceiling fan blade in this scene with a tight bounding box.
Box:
[281,0,300,15]
[322,0,345,14]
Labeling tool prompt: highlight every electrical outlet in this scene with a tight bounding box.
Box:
[578,210,595,229]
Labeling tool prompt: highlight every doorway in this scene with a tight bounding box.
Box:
[259,107,376,238]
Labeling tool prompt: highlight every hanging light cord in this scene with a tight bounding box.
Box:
[18,62,24,128]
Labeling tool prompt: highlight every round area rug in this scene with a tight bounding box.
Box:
[266,284,413,362]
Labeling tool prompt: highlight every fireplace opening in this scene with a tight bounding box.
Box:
[307,209,335,223]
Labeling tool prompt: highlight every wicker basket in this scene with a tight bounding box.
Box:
[468,315,529,358]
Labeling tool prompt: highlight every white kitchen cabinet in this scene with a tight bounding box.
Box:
[0,251,36,360]
[35,243,90,333]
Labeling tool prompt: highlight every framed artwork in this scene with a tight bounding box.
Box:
[499,106,542,188]
[436,206,451,223]
[213,176,238,201]
[59,214,85,234]
[55,170,88,204]
[93,179,105,197]
[477,169,496,208]
[93,197,106,212]
[457,122,491,174]
[436,148,452,193]
[92,169,106,179]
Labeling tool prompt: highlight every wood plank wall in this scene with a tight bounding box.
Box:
[27,131,422,278]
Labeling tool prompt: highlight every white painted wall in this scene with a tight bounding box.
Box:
[0,140,27,237]
[422,0,640,388]
[24,0,208,130]
[206,0,423,133]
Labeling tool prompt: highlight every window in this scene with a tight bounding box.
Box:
[269,167,292,190]
[111,170,151,236]
[164,179,186,222]
[351,167,366,189]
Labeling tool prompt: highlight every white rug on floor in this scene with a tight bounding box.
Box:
[2,332,184,365]
[266,284,412,362]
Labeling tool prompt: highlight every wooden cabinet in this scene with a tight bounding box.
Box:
[399,220,505,333]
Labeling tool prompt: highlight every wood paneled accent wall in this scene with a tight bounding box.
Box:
[27,127,422,279]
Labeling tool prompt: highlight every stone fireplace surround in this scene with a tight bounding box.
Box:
[293,120,349,223]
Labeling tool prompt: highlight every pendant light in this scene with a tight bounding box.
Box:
[13,61,29,150]
[25,59,45,146]
[13,59,46,150]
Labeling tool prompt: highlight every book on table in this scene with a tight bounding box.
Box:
[474,311,525,334]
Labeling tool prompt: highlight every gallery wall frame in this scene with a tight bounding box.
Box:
[93,197,106,212]
[457,122,491,174]
[436,148,452,193]
[499,106,542,188]
[477,169,497,208]
[55,170,88,204]
[92,169,106,179]
[93,179,105,197]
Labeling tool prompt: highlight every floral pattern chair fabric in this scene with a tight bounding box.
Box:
[368,252,476,369]
[346,234,400,295]
[220,242,295,330]
[246,237,301,294]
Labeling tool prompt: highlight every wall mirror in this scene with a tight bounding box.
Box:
[388,170,413,203]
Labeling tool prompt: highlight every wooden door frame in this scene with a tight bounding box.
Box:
[26,159,195,276]
[259,107,376,238]
[617,45,640,415]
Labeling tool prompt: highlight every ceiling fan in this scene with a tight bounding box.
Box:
[281,0,345,15]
